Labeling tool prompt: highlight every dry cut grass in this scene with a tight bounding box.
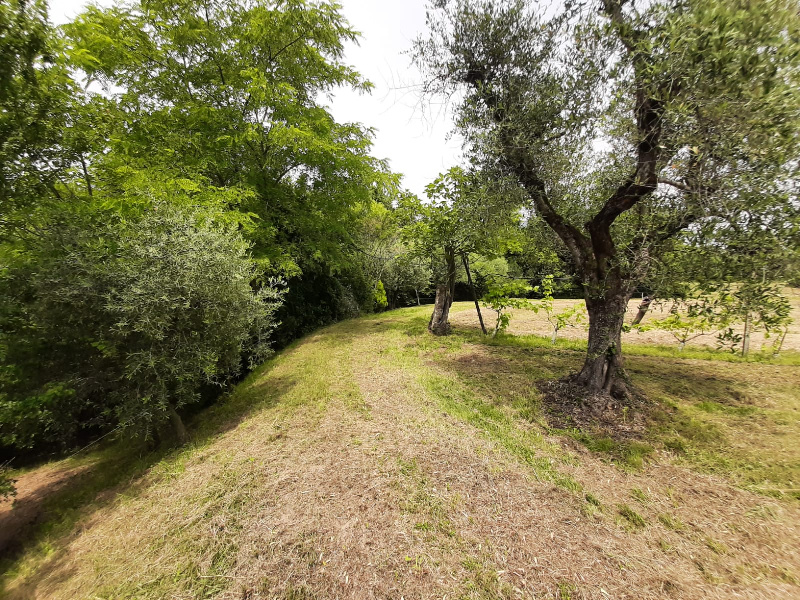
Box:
[449,287,800,353]
[2,306,800,599]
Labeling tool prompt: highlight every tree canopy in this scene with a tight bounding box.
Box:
[414,0,800,400]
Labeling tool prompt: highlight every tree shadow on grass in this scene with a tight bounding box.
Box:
[429,339,781,470]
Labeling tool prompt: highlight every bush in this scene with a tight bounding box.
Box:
[270,266,373,348]
[0,203,283,448]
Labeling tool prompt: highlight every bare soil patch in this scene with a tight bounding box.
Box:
[0,462,93,557]
[450,288,800,352]
[536,376,652,437]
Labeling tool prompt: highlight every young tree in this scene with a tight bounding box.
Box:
[416,0,800,401]
[541,276,586,344]
[715,283,793,357]
[401,167,522,335]
[643,300,719,351]
[482,281,536,337]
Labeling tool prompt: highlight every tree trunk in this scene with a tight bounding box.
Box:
[462,254,487,335]
[429,247,457,336]
[168,405,188,444]
[429,284,452,335]
[415,288,420,306]
[573,290,631,399]
[773,326,788,356]
[551,326,559,344]
[742,312,751,357]
[631,296,652,325]
[446,249,456,302]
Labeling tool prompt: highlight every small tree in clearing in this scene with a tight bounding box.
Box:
[541,276,586,344]
[400,168,522,336]
[482,281,537,337]
[645,301,719,351]
[714,283,793,357]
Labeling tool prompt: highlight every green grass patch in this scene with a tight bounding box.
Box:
[618,504,647,529]
[569,431,654,471]
[658,513,685,531]
[421,374,581,493]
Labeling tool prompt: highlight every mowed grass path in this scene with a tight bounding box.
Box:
[2,305,800,599]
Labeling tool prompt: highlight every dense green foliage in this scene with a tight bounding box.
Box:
[64,0,391,276]
[0,0,403,459]
[0,202,283,448]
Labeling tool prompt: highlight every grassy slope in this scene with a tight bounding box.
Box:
[2,305,800,599]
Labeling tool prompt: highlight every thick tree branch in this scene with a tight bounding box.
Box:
[462,68,592,270]
[658,178,693,193]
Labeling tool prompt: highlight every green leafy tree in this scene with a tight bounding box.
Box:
[353,199,431,309]
[643,300,720,351]
[714,283,793,357]
[541,276,586,344]
[65,0,390,278]
[0,0,93,236]
[381,253,431,308]
[415,0,800,401]
[374,280,388,310]
[401,168,522,335]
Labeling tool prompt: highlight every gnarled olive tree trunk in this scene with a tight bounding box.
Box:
[574,289,632,398]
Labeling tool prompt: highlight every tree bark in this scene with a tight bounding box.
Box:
[429,247,457,335]
[429,284,452,335]
[742,312,751,357]
[573,290,631,399]
[462,253,487,335]
[168,405,188,444]
[631,296,652,325]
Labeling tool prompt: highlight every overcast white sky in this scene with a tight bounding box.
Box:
[47,0,462,198]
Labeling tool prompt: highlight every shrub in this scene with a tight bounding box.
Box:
[0,203,283,447]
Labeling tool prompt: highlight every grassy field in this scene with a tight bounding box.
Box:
[1,304,799,599]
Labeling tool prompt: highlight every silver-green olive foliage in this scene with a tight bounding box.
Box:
[0,200,283,448]
[415,0,800,396]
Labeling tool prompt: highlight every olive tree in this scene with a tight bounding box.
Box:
[0,200,283,447]
[415,0,800,401]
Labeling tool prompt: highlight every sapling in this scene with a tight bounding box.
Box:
[648,301,718,351]
[540,275,586,344]
[482,281,538,337]
[713,283,792,357]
